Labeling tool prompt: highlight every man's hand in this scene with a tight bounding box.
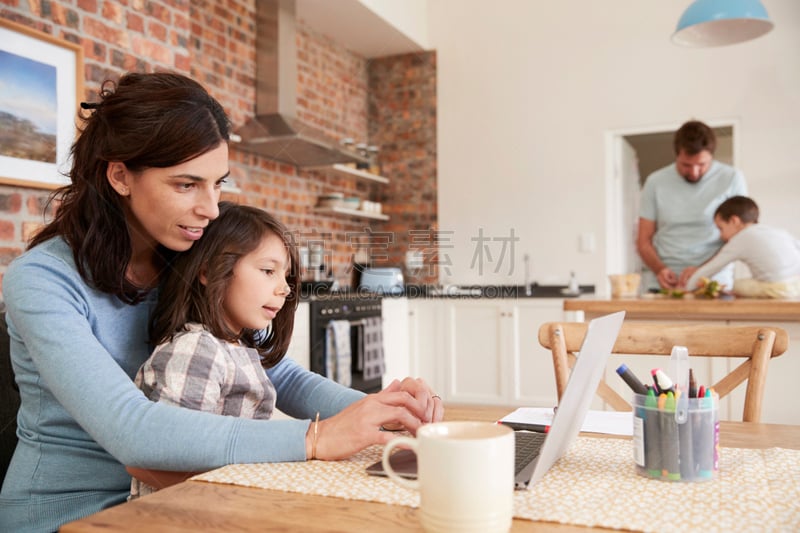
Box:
[657,267,679,289]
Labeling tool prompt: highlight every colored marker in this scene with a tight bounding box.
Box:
[616,364,649,395]
[676,389,694,479]
[644,387,661,478]
[697,387,715,479]
[689,368,698,398]
[652,369,675,394]
[662,392,681,480]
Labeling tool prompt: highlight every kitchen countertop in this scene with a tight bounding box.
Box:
[563,296,800,321]
[299,284,595,301]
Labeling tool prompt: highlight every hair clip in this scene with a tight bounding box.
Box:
[80,101,101,110]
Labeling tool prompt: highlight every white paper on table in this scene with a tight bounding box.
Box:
[499,407,633,436]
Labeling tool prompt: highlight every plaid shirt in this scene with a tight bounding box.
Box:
[131,323,275,497]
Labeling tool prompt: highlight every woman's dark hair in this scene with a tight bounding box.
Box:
[715,195,759,224]
[149,202,300,368]
[673,120,716,156]
[30,71,231,303]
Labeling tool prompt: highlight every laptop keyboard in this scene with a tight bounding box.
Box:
[514,431,546,474]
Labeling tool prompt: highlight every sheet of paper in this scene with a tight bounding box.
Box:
[499,407,633,436]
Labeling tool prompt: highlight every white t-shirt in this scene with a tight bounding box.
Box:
[686,224,800,289]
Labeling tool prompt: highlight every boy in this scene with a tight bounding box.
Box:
[684,196,800,298]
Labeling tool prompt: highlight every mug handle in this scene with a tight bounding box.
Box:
[382,437,419,490]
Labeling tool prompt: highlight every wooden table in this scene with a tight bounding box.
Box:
[60,404,800,532]
[563,297,800,322]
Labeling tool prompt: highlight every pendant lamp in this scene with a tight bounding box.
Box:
[673,0,774,47]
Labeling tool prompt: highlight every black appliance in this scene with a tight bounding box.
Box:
[308,296,383,393]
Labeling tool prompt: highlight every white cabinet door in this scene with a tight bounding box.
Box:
[275,302,310,419]
[510,300,564,407]
[444,300,507,404]
[408,299,445,394]
[442,299,566,406]
[285,302,310,370]
[381,297,410,388]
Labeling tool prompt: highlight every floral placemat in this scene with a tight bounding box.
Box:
[191,437,799,532]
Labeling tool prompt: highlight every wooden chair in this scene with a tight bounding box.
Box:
[537,322,788,423]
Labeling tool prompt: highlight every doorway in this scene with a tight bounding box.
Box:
[604,121,737,293]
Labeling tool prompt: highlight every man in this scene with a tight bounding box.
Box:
[636,120,747,292]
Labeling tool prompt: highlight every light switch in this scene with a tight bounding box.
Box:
[579,232,595,253]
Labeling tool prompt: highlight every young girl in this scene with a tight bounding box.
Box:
[130,202,299,497]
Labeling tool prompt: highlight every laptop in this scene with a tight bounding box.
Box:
[366,311,625,490]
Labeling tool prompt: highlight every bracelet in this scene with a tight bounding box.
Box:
[311,412,320,460]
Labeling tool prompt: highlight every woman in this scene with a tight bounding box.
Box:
[0,72,442,532]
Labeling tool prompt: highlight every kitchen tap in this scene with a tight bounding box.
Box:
[524,254,532,296]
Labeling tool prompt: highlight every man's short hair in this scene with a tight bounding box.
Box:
[715,195,759,224]
[674,120,716,156]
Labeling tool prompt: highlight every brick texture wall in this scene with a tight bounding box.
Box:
[0,1,436,295]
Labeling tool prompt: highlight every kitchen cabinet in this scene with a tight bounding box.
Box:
[381,297,410,387]
[441,299,563,406]
[407,299,446,394]
[285,302,310,370]
[273,302,310,420]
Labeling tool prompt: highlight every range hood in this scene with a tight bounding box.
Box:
[234,0,368,168]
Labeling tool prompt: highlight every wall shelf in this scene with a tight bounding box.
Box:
[313,206,389,221]
[318,164,390,184]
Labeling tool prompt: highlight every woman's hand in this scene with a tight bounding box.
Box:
[396,376,444,424]
[308,378,444,461]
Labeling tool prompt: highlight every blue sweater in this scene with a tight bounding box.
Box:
[0,238,363,532]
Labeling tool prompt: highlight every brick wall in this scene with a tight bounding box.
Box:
[369,51,438,284]
[0,1,436,294]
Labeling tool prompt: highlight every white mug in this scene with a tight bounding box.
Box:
[382,421,514,533]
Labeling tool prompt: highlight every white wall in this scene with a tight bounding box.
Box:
[428,0,800,288]
[360,0,429,49]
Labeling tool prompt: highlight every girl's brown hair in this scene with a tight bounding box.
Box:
[149,202,300,367]
[30,72,231,303]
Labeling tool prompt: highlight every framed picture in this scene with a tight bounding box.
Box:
[0,18,83,189]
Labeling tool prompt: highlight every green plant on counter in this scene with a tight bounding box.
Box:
[657,278,723,299]
[694,277,723,299]
[658,288,686,298]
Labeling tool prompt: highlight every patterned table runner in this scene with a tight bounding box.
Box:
[192,437,800,532]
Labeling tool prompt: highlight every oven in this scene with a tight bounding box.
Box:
[308,296,384,393]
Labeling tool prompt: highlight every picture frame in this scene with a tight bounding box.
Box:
[0,18,83,189]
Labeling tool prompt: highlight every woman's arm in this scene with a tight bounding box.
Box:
[4,247,311,469]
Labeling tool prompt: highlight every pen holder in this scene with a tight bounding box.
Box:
[632,394,719,482]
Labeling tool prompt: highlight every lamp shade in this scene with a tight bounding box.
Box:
[673,0,774,47]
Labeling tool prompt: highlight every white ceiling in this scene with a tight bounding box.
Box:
[297,0,425,58]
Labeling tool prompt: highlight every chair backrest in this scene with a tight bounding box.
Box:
[538,321,788,423]
[1,312,20,485]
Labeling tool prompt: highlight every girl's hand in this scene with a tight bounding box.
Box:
[309,379,444,461]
